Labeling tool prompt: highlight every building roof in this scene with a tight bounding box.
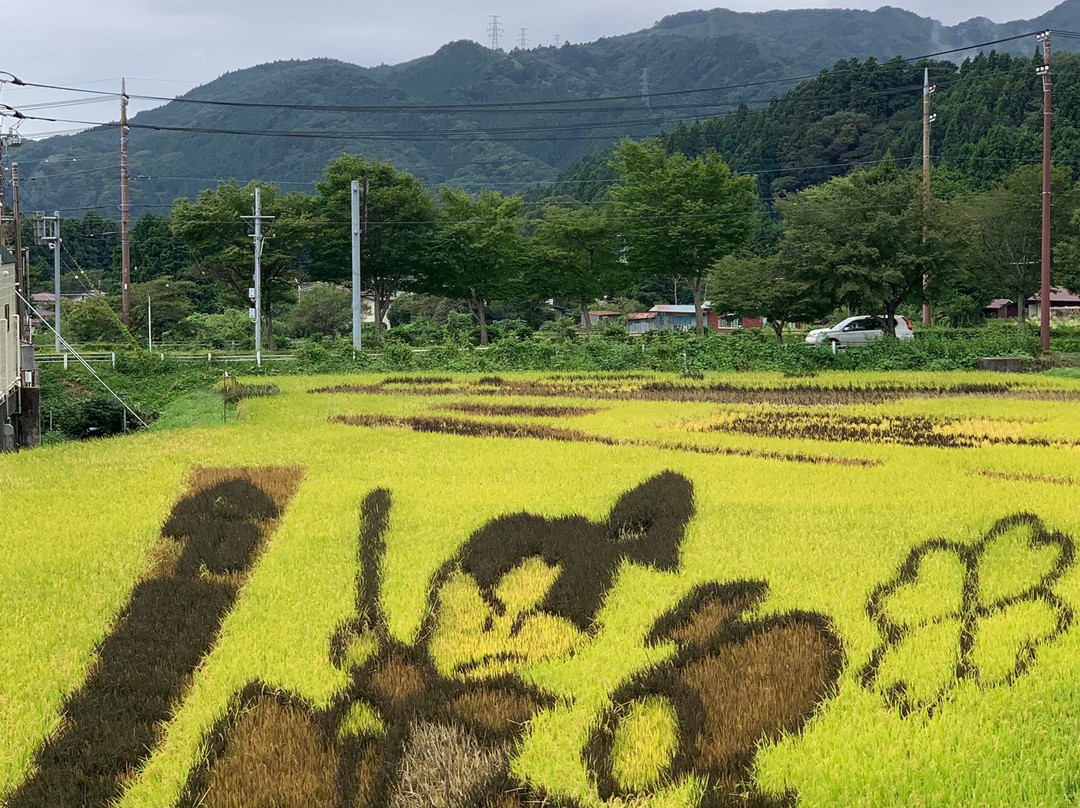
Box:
[587,310,621,317]
[984,298,1014,310]
[1027,286,1080,304]
[626,312,658,320]
[649,304,710,314]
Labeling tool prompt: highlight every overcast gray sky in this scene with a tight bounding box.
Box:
[0,0,1064,139]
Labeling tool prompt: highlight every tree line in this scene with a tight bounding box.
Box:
[21,138,1080,350]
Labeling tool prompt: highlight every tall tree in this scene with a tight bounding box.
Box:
[171,181,311,350]
[129,214,193,284]
[777,161,960,334]
[969,165,1079,322]
[529,202,624,329]
[710,254,829,343]
[311,155,436,345]
[419,188,525,346]
[610,139,758,336]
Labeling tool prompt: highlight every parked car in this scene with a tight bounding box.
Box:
[804,315,914,347]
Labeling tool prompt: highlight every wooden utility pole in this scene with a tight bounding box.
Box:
[351,180,362,351]
[120,78,132,327]
[922,68,935,327]
[1037,32,1052,353]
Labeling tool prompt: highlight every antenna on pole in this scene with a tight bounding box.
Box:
[488,15,504,50]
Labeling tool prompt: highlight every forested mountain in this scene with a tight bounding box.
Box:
[12,0,1080,214]
[661,49,1080,198]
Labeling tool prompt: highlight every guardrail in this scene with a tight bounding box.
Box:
[35,352,298,368]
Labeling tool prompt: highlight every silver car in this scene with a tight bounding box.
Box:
[804,315,914,347]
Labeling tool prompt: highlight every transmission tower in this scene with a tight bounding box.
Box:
[488,15,504,50]
[641,68,651,109]
[519,27,528,50]
[554,33,562,47]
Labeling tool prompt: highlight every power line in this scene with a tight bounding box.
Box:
[0,31,1047,116]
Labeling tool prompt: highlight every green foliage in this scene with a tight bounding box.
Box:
[130,214,195,283]
[711,255,831,343]
[288,284,352,339]
[311,155,436,344]
[611,140,759,335]
[777,161,963,329]
[169,309,255,349]
[171,181,313,349]
[967,166,1080,319]
[529,202,625,326]
[419,188,527,345]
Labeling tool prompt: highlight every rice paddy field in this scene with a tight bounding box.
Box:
[3,370,1080,808]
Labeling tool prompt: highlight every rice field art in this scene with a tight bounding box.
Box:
[4,371,1080,808]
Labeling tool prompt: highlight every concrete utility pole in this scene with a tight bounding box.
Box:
[242,188,273,366]
[120,79,132,327]
[1037,31,1052,353]
[351,178,369,351]
[922,68,936,327]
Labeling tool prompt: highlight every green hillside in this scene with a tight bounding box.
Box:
[12,1,1080,214]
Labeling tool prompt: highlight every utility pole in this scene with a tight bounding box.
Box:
[351,178,369,351]
[1037,31,1052,354]
[922,68,936,327]
[242,188,273,366]
[12,162,26,342]
[488,15,503,50]
[120,79,132,327]
[34,211,61,351]
[351,180,362,351]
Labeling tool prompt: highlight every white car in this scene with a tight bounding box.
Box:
[804,315,914,347]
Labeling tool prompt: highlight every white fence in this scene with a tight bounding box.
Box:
[34,352,297,367]
[0,263,18,399]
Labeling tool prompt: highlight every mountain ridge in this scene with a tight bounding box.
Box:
[11,1,1080,213]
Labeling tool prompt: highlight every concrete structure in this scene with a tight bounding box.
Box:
[1,247,40,450]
